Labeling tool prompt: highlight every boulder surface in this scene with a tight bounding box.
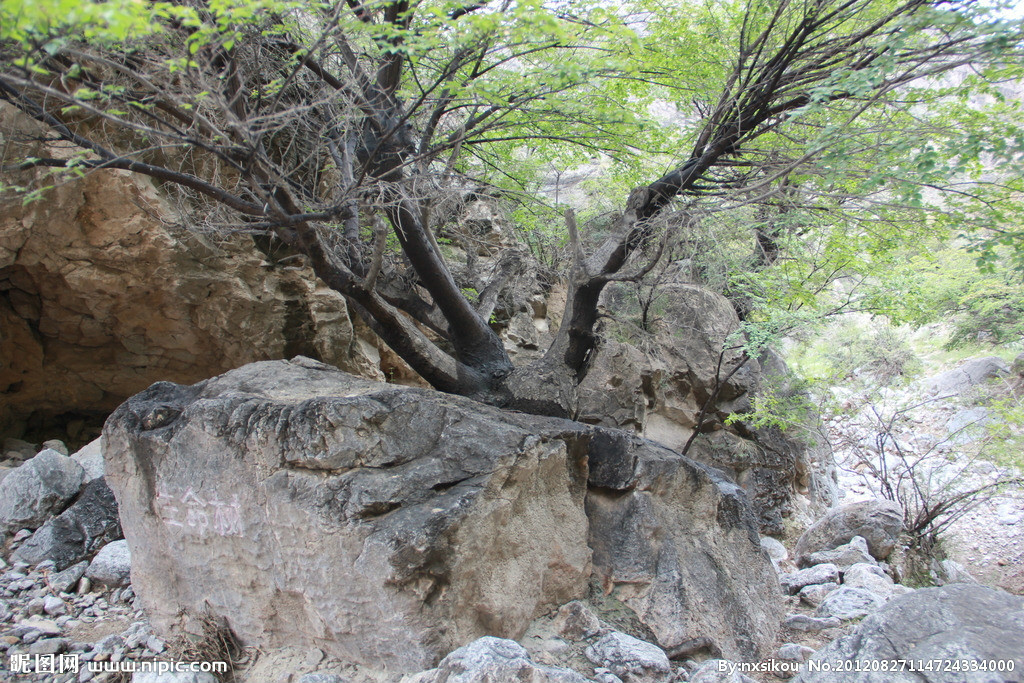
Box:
[103,358,782,670]
[0,449,85,533]
[794,584,1024,682]
[795,500,903,565]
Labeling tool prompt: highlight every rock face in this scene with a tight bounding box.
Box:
[577,284,837,534]
[0,103,384,438]
[103,358,782,670]
[794,500,903,566]
[795,584,1024,682]
[585,430,781,661]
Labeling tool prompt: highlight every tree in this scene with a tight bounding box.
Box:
[1,0,1021,417]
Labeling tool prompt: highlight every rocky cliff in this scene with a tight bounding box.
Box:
[0,104,385,442]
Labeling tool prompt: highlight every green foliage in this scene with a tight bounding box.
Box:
[789,319,922,386]
[872,244,1024,348]
[984,390,1024,470]
[725,372,816,435]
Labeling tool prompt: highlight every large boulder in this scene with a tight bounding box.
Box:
[795,500,903,566]
[0,449,85,533]
[794,584,1024,682]
[103,358,781,670]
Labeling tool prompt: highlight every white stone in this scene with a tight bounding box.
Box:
[584,631,671,680]
[86,541,131,586]
[71,438,105,482]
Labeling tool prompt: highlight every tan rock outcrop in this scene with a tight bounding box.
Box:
[0,105,382,437]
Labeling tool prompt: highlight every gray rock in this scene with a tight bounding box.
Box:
[576,289,837,536]
[841,563,895,597]
[145,635,165,654]
[17,616,61,635]
[2,438,36,460]
[48,561,89,594]
[300,675,347,683]
[14,478,122,569]
[553,600,603,640]
[945,407,993,442]
[760,536,788,565]
[85,540,131,586]
[688,660,758,683]
[27,597,46,615]
[0,450,85,532]
[43,595,67,616]
[103,359,781,669]
[777,643,814,663]
[798,582,839,607]
[815,587,886,620]
[802,536,875,569]
[28,637,67,655]
[132,673,219,683]
[71,438,105,482]
[780,564,840,595]
[585,431,782,660]
[795,500,903,565]
[783,614,841,632]
[42,440,69,456]
[584,631,671,680]
[926,357,1010,396]
[794,584,1024,682]
[94,634,124,653]
[932,558,978,586]
[1013,352,1024,376]
[303,647,325,668]
[775,644,815,679]
[402,636,589,683]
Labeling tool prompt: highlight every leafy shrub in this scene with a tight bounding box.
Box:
[821,322,922,384]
